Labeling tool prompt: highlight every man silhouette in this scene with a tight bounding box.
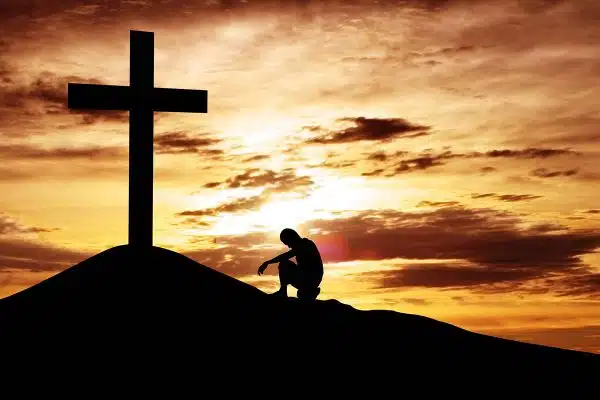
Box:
[257,228,323,300]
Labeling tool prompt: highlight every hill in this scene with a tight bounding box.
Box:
[0,244,597,385]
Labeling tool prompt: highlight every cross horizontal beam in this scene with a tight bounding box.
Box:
[68,83,208,113]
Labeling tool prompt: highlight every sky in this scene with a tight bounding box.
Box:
[1,0,599,353]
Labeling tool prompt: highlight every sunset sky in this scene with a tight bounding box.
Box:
[1,0,599,353]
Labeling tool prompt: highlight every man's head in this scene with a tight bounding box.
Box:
[280,228,302,248]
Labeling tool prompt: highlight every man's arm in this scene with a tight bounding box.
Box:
[266,250,295,265]
[257,250,295,275]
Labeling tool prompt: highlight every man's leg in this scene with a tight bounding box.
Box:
[296,268,321,301]
[272,260,297,297]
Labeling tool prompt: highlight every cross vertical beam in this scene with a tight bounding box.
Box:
[129,31,154,248]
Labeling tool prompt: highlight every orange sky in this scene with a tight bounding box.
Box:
[1,0,599,353]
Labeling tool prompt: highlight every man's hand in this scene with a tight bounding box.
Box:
[257,262,269,276]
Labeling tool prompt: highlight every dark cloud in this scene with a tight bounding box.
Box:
[480,167,496,173]
[403,44,481,66]
[473,148,580,159]
[355,149,462,176]
[363,264,540,289]
[203,182,222,189]
[365,150,410,162]
[496,194,543,202]
[323,145,581,179]
[361,169,385,177]
[367,151,389,162]
[0,71,128,125]
[155,131,222,156]
[402,297,431,306]
[299,206,600,296]
[392,151,459,175]
[0,61,12,84]
[299,206,598,266]
[530,168,578,178]
[584,209,600,214]
[242,154,270,163]
[553,273,600,298]
[0,237,90,271]
[203,168,313,193]
[305,117,430,144]
[471,193,496,199]
[178,169,314,226]
[416,200,461,208]
[177,194,268,217]
[0,144,126,160]
[470,193,543,202]
[181,231,276,277]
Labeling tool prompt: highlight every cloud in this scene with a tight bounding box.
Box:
[178,169,315,227]
[305,117,430,144]
[0,70,127,125]
[472,148,581,159]
[203,168,314,193]
[530,168,579,178]
[242,154,270,163]
[367,151,389,162]
[299,206,599,266]
[393,152,458,174]
[470,193,543,202]
[364,264,540,289]
[365,150,410,162]
[155,131,223,156]
[0,144,126,160]
[480,167,497,173]
[181,231,277,277]
[326,145,582,178]
[553,273,600,298]
[0,237,89,271]
[402,297,431,306]
[177,194,268,217]
[298,206,600,296]
[0,215,55,235]
[416,200,461,208]
[361,169,385,177]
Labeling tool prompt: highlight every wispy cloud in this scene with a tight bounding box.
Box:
[531,168,579,178]
[155,131,223,156]
[305,117,430,144]
[0,144,126,160]
[203,168,314,193]
[0,71,128,125]
[470,193,543,202]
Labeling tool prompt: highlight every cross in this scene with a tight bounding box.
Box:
[68,30,208,248]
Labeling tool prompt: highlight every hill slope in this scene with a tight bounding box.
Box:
[0,245,597,380]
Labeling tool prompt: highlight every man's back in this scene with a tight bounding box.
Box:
[295,238,324,280]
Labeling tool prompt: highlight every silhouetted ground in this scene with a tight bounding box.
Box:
[1,245,597,388]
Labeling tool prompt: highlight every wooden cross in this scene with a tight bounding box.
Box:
[68,30,208,248]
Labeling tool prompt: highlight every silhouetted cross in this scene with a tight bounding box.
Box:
[68,30,207,248]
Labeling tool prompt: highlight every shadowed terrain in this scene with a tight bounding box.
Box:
[1,245,597,385]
